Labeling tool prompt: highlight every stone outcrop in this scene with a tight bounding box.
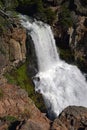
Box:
[52,106,87,130]
[51,0,87,72]
[0,17,26,74]
[0,83,50,130]
[68,16,87,72]
[51,118,67,130]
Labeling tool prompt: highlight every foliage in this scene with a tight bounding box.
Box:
[58,48,74,63]
[3,116,17,123]
[0,0,56,24]
[0,0,18,10]
[17,0,56,24]
[59,6,73,28]
[5,62,46,112]
[44,7,56,24]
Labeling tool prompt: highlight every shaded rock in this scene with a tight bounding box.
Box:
[26,35,38,77]
[74,0,87,16]
[45,0,64,6]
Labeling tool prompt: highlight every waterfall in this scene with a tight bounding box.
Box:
[20,15,87,117]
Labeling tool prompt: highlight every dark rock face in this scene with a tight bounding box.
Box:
[74,0,87,16]
[26,34,38,77]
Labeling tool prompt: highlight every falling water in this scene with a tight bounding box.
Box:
[20,15,87,117]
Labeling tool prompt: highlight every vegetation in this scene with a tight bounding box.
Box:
[59,6,73,28]
[2,116,17,123]
[17,0,56,24]
[0,0,56,24]
[58,48,74,63]
[44,7,56,24]
[5,62,46,112]
[0,0,18,10]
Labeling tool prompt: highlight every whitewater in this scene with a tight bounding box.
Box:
[20,15,87,117]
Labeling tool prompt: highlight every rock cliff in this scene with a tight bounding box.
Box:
[50,0,87,72]
[0,14,26,75]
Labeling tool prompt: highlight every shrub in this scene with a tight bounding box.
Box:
[0,0,18,10]
[59,6,73,28]
[3,116,17,123]
[44,7,56,24]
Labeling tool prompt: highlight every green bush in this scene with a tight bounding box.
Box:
[3,116,17,123]
[44,7,56,24]
[0,0,18,10]
[59,6,73,28]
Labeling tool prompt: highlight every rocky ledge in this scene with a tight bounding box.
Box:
[0,82,50,130]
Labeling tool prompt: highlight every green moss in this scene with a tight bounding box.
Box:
[5,62,46,112]
[3,116,17,123]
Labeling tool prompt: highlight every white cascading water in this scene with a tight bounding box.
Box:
[20,15,87,117]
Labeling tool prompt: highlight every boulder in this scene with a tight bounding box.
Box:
[54,106,87,130]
